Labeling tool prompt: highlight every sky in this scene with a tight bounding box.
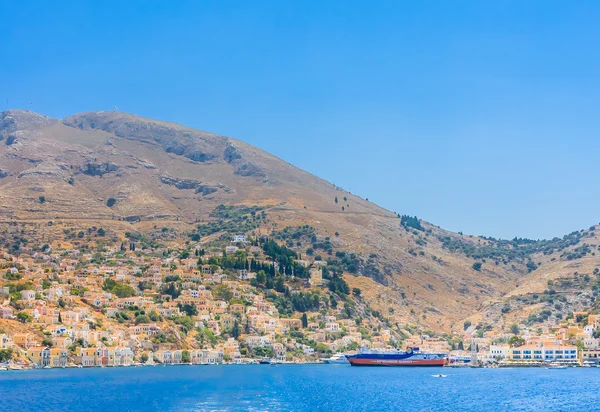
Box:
[1,0,599,240]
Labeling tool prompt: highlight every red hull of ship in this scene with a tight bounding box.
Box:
[348,358,447,367]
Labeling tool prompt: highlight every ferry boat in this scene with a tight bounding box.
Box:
[323,353,349,364]
[346,347,448,367]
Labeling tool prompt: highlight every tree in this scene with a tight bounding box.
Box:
[42,338,53,347]
[472,262,482,271]
[140,353,149,363]
[352,288,361,297]
[400,215,423,231]
[196,326,217,348]
[112,284,136,298]
[16,312,32,323]
[0,349,13,362]
[161,282,180,300]
[316,343,328,353]
[510,323,519,335]
[58,312,62,323]
[182,350,191,363]
[106,198,117,207]
[275,276,285,293]
[463,321,471,331]
[301,313,308,328]
[213,285,233,301]
[328,275,349,295]
[178,303,198,317]
[135,315,151,325]
[39,196,46,203]
[507,335,525,348]
[334,196,338,204]
[232,320,240,339]
[256,270,266,285]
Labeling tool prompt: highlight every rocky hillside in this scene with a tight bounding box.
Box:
[1,109,598,333]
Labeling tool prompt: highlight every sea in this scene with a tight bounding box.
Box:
[1,365,599,411]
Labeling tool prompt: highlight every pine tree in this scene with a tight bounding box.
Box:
[275,276,285,293]
[232,320,240,339]
[301,313,308,328]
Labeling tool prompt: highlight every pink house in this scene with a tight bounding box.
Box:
[0,306,14,319]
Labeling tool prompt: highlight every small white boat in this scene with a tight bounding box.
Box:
[432,374,447,378]
[547,362,567,369]
[323,353,348,364]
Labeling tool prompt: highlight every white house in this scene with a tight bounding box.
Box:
[488,345,510,361]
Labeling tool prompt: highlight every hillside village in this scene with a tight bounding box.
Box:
[0,221,416,368]
[1,217,600,370]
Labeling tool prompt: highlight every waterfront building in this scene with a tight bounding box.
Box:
[488,345,510,361]
[509,344,578,362]
[27,347,51,367]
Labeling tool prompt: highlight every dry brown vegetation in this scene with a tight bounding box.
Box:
[1,109,599,333]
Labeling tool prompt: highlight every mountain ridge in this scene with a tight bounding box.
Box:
[0,109,598,335]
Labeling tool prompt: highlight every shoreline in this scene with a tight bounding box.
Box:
[0,361,329,371]
[2,362,595,372]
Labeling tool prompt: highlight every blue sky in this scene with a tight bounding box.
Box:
[1,1,599,239]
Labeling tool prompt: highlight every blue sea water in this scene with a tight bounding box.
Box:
[1,365,599,411]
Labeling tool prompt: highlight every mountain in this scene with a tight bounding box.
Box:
[1,109,598,334]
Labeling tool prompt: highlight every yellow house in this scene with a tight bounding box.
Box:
[230,304,245,314]
[14,333,37,349]
[50,348,68,367]
[76,347,98,367]
[589,315,600,327]
[27,346,51,367]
